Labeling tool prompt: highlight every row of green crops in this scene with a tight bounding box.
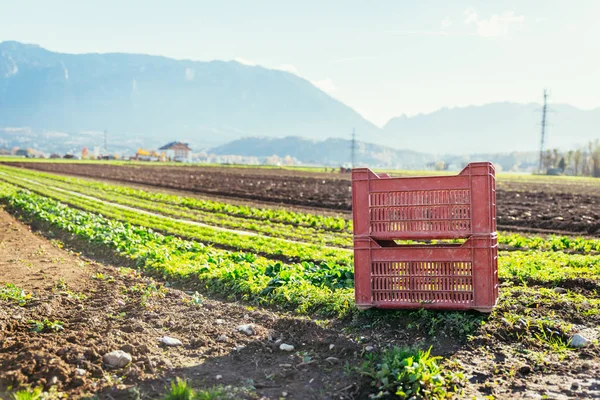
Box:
[0,182,354,316]
[1,182,599,321]
[0,165,350,232]
[0,167,352,247]
[0,173,355,268]
[3,165,599,254]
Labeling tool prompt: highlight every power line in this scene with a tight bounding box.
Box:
[538,89,549,172]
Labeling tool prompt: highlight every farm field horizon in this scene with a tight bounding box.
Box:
[0,162,599,399]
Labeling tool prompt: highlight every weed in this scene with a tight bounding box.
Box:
[91,272,115,282]
[28,319,64,333]
[360,346,465,399]
[0,283,32,306]
[161,378,251,400]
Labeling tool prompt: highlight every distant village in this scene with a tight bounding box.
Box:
[0,140,302,166]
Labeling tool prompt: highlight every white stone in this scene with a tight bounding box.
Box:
[75,368,87,376]
[569,334,591,348]
[216,334,228,343]
[161,336,183,346]
[237,324,255,336]
[279,343,294,351]
[103,350,132,368]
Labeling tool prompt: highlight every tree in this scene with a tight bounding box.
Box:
[590,140,600,178]
[573,150,582,176]
[558,157,566,173]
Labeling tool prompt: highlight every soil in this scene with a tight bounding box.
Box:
[0,209,363,399]
[4,162,599,236]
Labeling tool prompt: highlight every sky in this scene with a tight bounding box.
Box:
[1,0,599,126]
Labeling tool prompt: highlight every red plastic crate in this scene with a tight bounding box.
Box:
[352,162,496,240]
[353,234,499,311]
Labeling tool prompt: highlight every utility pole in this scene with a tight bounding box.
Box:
[538,90,548,172]
[351,128,356,169]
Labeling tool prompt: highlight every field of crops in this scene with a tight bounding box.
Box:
[0,163,599,399]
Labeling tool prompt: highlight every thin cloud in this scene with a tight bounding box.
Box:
[275,64,299,75]
[311,78,336,93]
[233,57,256,66]
[464,8,525,37]
[385,30,473,37]
[441,17,453,29]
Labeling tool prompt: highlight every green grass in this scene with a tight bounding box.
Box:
[162,378,253,400]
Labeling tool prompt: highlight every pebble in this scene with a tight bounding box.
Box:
[329,344,335,350]
[365,346,374,352]
[237,324,255,336]
[161,336,183,346]
[569,334,591,348]
[215,319,224,324]
[216,375,222,380]
[553,287,567,294]
[75,368,87,376]
[216,334,228,343]
[279,343,295,351]
[103,350,132,368]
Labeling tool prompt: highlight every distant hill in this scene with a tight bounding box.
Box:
[209,136,540,171]
[383,102,600,154]
[0,41,379,149]
[210,136,434,168]
[1,41,598,155]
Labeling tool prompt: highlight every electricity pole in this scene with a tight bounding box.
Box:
[351,128,356,169]
[538,90,548,172]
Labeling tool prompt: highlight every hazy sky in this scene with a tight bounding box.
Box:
[1,0,599,126]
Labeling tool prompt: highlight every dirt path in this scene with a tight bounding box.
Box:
[0,209,361,399]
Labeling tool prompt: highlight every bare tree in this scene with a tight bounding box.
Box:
[573,150,582,176]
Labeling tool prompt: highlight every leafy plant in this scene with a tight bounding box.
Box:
[361,346,464,399]
[29,319,64,333]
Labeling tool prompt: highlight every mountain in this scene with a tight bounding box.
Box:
[383,102,600,154]
[209,136,435,169]
[0,41,379,148]
[1,41,598,156]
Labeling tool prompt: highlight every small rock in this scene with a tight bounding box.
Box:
[234,345,246,351]
[103,350,132,368]
[365,345,374,352]
[215,319,224,324]
[116,299,126,306]
[553,287,567,294]
[49,376,59,385]
[279,343,295,351]
[282,392,288,397]
[519,365,532,375]
[75,368,87,376]
[216,335,228,343]
[137,344,150,354]
[237,324,255,336]
[571,382,580,390]
[121,344,135,354]
[216,375,222,380]
[160,336,183,347]
[569,334,591,348]
[329,344,335,351]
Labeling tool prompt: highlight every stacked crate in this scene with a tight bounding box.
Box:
[351,162,498,312]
